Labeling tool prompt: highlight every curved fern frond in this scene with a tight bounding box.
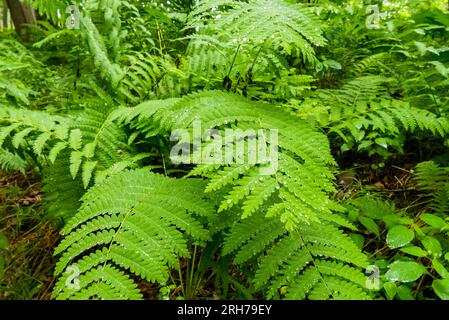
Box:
[117,90,339,229]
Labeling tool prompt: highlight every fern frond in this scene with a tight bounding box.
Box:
[223,211,370,300]
[0,148,27,173]
[415,161,449,192]
[52,169,213,300]
[119,90,338,229]
[188,0,325,64]
[415,161,449,216]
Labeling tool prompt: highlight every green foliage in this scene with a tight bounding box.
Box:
[52,169,212,300]
[2,0,449,301]
[118,90,338,230]
[345,194,449,300]
[298,76,448,160]
[222,210,369,300]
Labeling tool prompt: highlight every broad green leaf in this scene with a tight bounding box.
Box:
[385,261,426,283]
[399,246,427,257]
[421,236,442,258]
[432,279,449,300]
[386,225,414,249]
[420,214,447,231]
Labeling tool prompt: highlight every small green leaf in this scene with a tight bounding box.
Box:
[82,142,96,159]
[12,127,34,148]
[383,282,397,300]
[82,161,98,189]
[69,151,83,179]
[375,137,388,149]
[397,285,415,300]
[33,132,52,156]
[358,216,380,238]
[323,59,342,70]
[69,129,83,150]
[349,233,365,249]
[399,246,427,257]
[48,142,67,164]
[413,28,426,35]
[432,279,449,300]
[385,261,426,283]
[383,215,413,229]
[421,236,442,258]
[386,225,414,249]
[432,259,449,279]
[0,233,9,252]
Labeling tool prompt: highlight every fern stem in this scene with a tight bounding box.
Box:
[176,256,186,298]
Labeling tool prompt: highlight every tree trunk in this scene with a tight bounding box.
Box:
[5,0,35,39]
[2,0,8,28]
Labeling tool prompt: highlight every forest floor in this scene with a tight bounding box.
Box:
[0,171,58,300]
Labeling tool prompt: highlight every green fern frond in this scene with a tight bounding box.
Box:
[0,148,28,173]
[223,211,369,300]
[415,161,449,192]
[52,168,213,300]
[188,0,325,64]
[119,90,338,229]
[415,161,449,215]
[42,150,85,224]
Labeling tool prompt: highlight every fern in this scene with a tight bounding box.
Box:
[52,169,212,300]
[187,0,326,65]
[415,161,449,216]
[298,76,449,154]
[117,90,339,230]
[176,0,325,98]
[0,148,27,173]
[222,210,370,300]
[81,13,124,88]
[42,150,85,223]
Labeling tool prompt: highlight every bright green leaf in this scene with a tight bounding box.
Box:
[421,236,442,258]
[385,261,426,283]
[386,225,414,249]
[399,246,427,257]
[433,279,449,300]
[420,214,447,231]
